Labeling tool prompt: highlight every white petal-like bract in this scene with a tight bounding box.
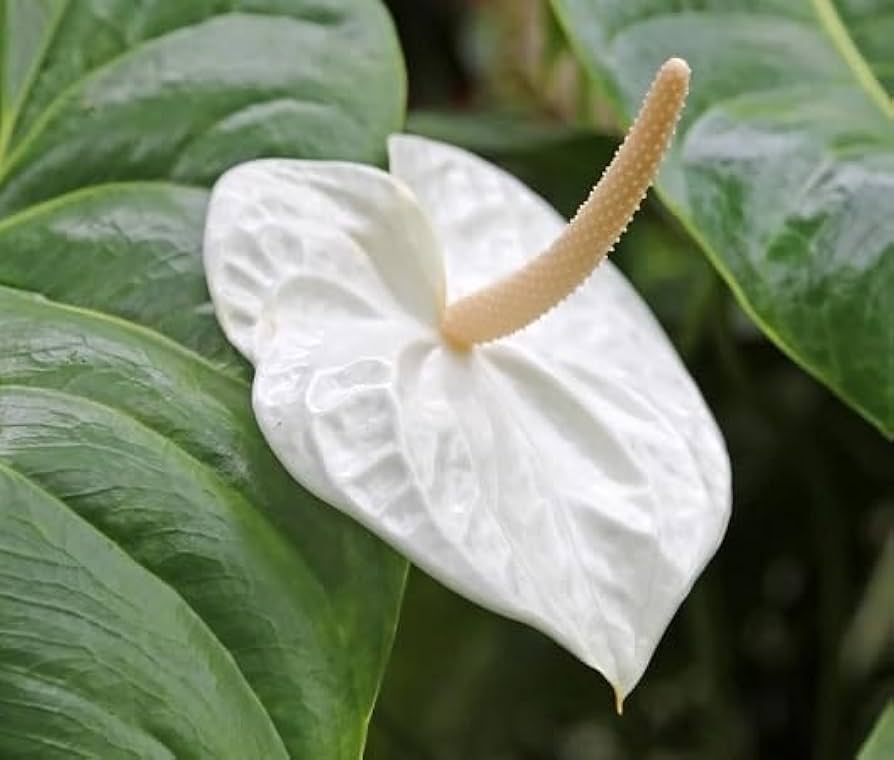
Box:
[203,136,731,700]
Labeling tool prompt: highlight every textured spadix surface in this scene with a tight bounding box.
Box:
[441,57,690,346]
[204,134,731,698]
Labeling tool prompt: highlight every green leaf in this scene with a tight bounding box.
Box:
[859,702,894,760]
[0,2,407,757]
[551,0,894,436]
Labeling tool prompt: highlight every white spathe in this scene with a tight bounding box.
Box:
[203,134,732,701]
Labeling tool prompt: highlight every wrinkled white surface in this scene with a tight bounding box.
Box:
[204,135,731,698]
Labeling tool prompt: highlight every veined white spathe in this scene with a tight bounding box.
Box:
[203,59,731,710]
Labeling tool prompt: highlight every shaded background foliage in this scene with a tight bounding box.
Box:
[366,2,893,758]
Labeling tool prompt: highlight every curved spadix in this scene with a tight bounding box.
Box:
[441,58,691,348]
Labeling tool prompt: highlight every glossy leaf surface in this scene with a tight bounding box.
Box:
[551,0,894,436]
[0,1,407,757]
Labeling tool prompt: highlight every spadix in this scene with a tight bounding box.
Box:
[442,58,690,348]
[203,58,731,708]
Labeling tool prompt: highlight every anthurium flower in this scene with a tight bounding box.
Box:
[203,58,731,708]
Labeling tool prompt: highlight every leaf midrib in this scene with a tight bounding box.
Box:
[0,0,69,162]
[0,281,246,387]
[0,178,208,233]
[590,5,891,123]
[811,0,894,119]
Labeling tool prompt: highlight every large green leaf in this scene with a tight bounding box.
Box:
[0,1,407,757]
[551,0,894,436]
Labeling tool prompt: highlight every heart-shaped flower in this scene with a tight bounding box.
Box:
[203,58,731,707]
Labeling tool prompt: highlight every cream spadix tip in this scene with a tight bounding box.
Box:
[441,57,691,348]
